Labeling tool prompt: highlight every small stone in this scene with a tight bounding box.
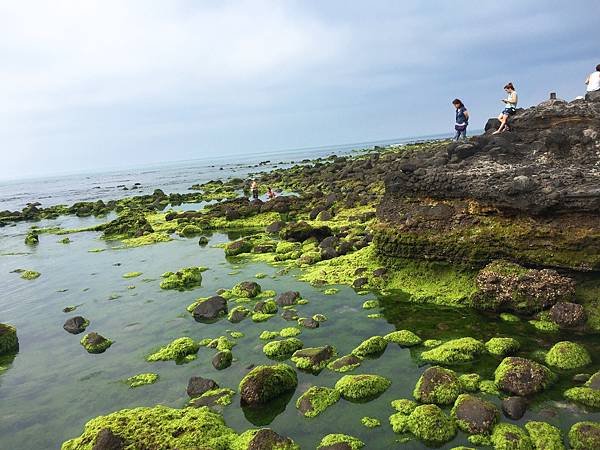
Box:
[501,396,528,420]
[187,376,219,398]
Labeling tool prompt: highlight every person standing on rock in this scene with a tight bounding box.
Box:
[266,187,276,200]
[494,83,518,134]
[585,64,600,92]
[250,180,259,200]
[452,99,469,140]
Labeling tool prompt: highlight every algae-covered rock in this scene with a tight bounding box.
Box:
[459,373,481,392]
[276,291,300,306]
[391,398,418,414]
[126,373,158,388]
[490,423,533,450]
[0,323,19,355]
[63,316,90,334]
[295,386,340,418]
[564,385,600,408]
[524,421,565,450]
[545,341,591,370]
[317,434,364,450]
[239,364,298,406]
[568,421,600,450]
[147,337,199,362]
[485,337,520,356]
[407,404,457,445]
[389,412,410,434]
[232,428,299,450]
[384,330,422,347]
[291,345,336,372]
[159,267,203,290]
[413,366,461,405]
[188,388,235,408]
[362,299,379,309]
[351,336,387,357]
[420,337,485,365]
[474,260,575,314]
[60,405,237,450]
[20,269,41,280]
[232,281,262,298]
[80,332,112,354]
[187,376,219,398]
[279,327,301,338]
[212,350,233,370]
[549,302,587,328]
[327,354,362,373]
[228,306,250,323]
[25,231,39,245]
[262,338,303,360]
[225,239,253,256]
[193,296,228,322]
[207,336,236,352]
[298,317,319,329]
[360,416,380,428]
[494,357,554,396]
[253,300,277,314]
[451,394,498,435]
[95,212,154,239]
[334,374,391,401]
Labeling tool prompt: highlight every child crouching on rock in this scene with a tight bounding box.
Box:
[452,99,469,140]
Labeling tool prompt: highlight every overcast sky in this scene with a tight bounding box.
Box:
[0,0,598,180]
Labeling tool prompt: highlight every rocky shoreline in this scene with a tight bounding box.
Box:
[2,94,600,449]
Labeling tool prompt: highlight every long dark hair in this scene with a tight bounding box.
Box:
[504,82,515,90]
[452,98,464,108]
[596,64,600,72]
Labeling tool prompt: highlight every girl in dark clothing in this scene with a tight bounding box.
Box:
[452,99,469,140]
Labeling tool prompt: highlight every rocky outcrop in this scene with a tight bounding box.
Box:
[376,96,600,271]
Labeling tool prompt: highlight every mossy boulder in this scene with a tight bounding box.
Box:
[262,338,303,360]
[384,330,422,347]
[276,291,300,306]
[295,386,340,418]
[490,423,533,450]
[459,373,481,392]
[327,354,362,373]
[159,267,203,290]
[569,421,600,450]
[420,337,485,365]
[494,357,554,396]
[545,341,591,370]
[225,239,253,256]
[239,364,298,406]
[228,306,250,323]
[188,388,235,408]
[232,281,261,298]
[63,316,90,335]
[0,323,19,355]
[564,380,600,408]
[232,428,299,450]
[147,337,199,362]
[413,366,461,405]
[474,260,575,314]
[485,337,520,357]
[192,296,228,322]
[291,345,336,372]
[334,374,391,401]
[524,421,565,450]
[253,300,277,314]
[212,350,233,370]
[407,404,457,445]
[60,405,237,450]
[350,336,387,357]
[80,332,112,354]
[451,394,498,435]
[391,398,418,414]
[549,302,587,328]
[317,434,364,449]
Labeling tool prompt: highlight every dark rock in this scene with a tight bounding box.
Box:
[198,236,209,246]
[572,373,591,383]
[92,429,124,450]
[192,296,227,322]
[212,351,232,370]
[248,429,295,450]
[276,291,300,306]
[281,309,299,321]
[352,277,368,289]
[373,267,387,277]
[353,267,367,276]
[253,301,276,314]
[186,376,218,397]
[281,221,332,242]
[266,221,286,234]
[228,308,249,323]
[292,345,335,370]
[299,317,319,329]
[502,396,528,420]
[549,302,587,328]
[453,395,498,434]
[495,357,553,396]
[63,316,88,334]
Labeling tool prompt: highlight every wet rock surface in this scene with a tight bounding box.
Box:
[186,376,219,397]
[501,396,528,420]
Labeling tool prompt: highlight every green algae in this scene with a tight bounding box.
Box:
[335,374,391,401]
[126,373,158,388]
[259,331,279,340]
[362,299,379,309]
[147,337,199,362]
[424,339,442,348]
[420,337,485,365]
[238,364,298,405]
[525,421,565,450]
[279,327,301,337]
[207,336,236,352]
[479,379,501,396]
[564,386,600,408]
[122,271,142,278]
[262,338,303,359]
[317,434,364,449]
[529,319,560,332]
[295,386,340,418]
[485,337,521,356]
[312,313,327,322]
[459,373,481,392]
[231,428,300,450]
[323,288,339,295]
[389,411,410,433]
[327,354,362,373]
[351,335,387,357]
[384,330,422,347]
[291,346,337,372]
[0,324,19,355]
[490,423,533,450]
[80,333,112,354]
[229,331,244,339]
[361,416,381,428]
[20,270,41,280]
[391,398,418,414]
[60,405,237,450]
[190,388,236,407]
[407,404,457,445]
[500,312,521,322]
[252,313,275,322]
[545,341,591,370]
[569,421,600,450]
[413,366,461,405]
[159,267,203,290]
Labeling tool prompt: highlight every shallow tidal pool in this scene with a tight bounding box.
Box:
[0,215,599,449]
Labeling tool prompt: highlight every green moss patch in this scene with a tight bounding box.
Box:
[524,421,565,450]
[384,330,422,347]
[147,337,199,362]
[335,374,391,401]
[485,337,520,357]
[420,337,485,365]
[295,386,340,418]
[126,373,158,388]
[351,335,387,357]
[490,423,533,450]
[159,267,203,290]
[317,434,364,449]
[545,341,591,370]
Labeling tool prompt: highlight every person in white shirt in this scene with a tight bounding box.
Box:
[493,82,518,134]
[585,64,600,92]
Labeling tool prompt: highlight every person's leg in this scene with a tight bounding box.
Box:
[494,114,508,134]
[461,128,467,140]
[454,129,460,141]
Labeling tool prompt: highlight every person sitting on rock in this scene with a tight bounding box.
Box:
[452,99,469,140]
[585,64,600,93]
[250,180,259,200]
[267,187,276,200]
[493,82,518,134]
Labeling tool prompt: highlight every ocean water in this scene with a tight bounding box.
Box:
[0,134,598,450]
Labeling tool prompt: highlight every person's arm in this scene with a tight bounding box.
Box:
[464,110,469,120]
[585,75,590,85]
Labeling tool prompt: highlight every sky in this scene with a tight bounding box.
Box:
[0,0,598,180]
